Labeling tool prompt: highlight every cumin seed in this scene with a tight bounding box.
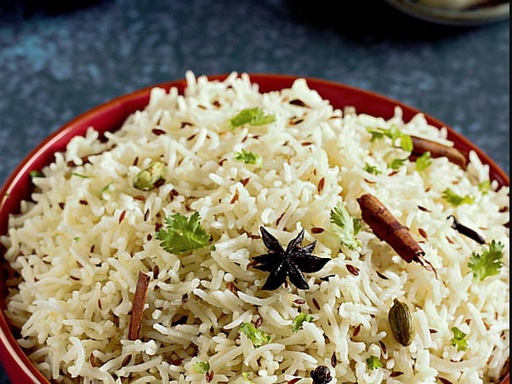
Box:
[417,205,430,212]
[89,353,100,367]
[230,190,239,204]
[317,178,325,194]
[152,128,166,136]
[119,211,126,224]
[346,264,360,276]
[289,99,308,107]
[376,271,388,280]
[121,355,132,367]
[276,212,285,226]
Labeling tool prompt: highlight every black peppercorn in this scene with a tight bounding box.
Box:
[310,365,332,384]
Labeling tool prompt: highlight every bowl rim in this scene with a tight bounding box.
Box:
[0,73,509,383]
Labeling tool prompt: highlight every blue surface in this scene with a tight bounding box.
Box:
[0,0,509,382]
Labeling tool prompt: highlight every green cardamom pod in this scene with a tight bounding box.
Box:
[388,298,415,346]
[133,161,166,191]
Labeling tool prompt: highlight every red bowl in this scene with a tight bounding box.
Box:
[0,74,509,384]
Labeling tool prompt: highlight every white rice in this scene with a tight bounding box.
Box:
[1,71,509,383]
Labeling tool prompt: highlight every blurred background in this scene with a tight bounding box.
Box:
[0,0,509,382]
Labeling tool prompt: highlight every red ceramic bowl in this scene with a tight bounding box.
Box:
[0,74,509,384]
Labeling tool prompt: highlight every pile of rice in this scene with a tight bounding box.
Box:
[1,71,509,384]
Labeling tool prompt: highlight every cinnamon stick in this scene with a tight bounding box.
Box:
[128,271,151,340]
[410,135,467,170]
[357,193,424,263]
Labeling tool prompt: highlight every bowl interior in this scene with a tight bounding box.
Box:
[0,74,509,383]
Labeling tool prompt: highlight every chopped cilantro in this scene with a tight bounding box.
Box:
[477,180,491,194]
[388,157,408,170]
[450,327,468,351]
[363,163,381,175]
[366,125,413,151]
[366,355,383,370]
[239,322,272,347]
[442,188,475,206]
[330,202,361,250]
[415,152,432,172]
[156,212,210,254]
[192,361,210,374]
[229,107,276,129]
[292,313,314,332]
[468,240,504,282]
[234,149,262,167]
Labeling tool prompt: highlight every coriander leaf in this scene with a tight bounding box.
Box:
[242,372,254,383]
[292,313,314,332]
[399,134,413,152]
[229,107,276,129]
[366,355,383,370]
[234,149,262,167]
[330,202,361,250]
[468,240,504,282]
[450,327,468,352]
[156,212,210,254]
[192,361,210,374]
[388,157,407,170]
[366,125,412,151]
[366,128,385,141]
[442,188,475,206]
[478,180,491,194]
[415,152,432,172]
[363,163,381,175]
[239,322,272,347]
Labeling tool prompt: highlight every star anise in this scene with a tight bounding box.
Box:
[252,227,330,290]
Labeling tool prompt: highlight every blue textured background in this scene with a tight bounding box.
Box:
[0,0,509,382]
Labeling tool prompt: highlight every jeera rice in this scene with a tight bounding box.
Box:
[1,71,509,383]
